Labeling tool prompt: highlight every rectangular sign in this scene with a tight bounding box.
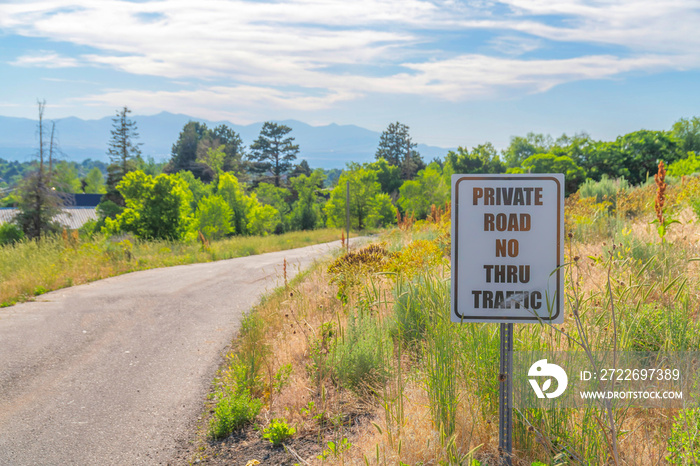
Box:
[451,174,564,323]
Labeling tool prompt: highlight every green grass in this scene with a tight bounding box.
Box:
[0,228,347,307]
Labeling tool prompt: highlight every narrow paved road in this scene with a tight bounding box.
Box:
[0,239,358,465]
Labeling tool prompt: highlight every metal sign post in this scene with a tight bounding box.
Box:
[499,323,514,465]
[345,181,350,252]
[451,174,564,464]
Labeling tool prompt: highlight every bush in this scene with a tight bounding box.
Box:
[0,222,24,245]
[667,408,700,465]
[578,175,629,207]
[332,309,392,392]
[209,387,263,439]
[262,418,296,446]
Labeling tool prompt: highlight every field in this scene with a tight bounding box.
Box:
[0,228,350,308]
[198,176,700,465]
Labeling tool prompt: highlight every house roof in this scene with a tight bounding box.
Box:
[0,207,98,230]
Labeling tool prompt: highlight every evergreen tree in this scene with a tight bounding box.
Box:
[375,122,424,180]
[248,122,299,187]
[104,106,142,208]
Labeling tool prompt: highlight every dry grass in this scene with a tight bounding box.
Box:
[200,187,700,465]
[0,228,348,307]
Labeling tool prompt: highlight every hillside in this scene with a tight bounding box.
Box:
[0,113,451,169]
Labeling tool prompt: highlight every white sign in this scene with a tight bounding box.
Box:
[451,174,564,323]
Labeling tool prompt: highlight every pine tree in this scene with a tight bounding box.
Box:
[104,106,142,208]
[248,122,299,187]
[375,122,425,180]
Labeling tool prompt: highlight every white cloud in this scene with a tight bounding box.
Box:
[10,51,80,68]
[1,0,699,112]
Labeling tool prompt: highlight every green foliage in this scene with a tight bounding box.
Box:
[332,308,393,392]
[0,222,25,245]
[217,172,251,235]
[671,116,700,155]
[169,121,244,180]
[177,170,213,210]
[667,152,700,177]
[325,165,396,230]
[398,162,449,219]
[262,418,296,446]
[195,195,233,240]
[667,409,700,465]
[445,144,505,174]
[318,438,352,460]
[366,158,402,194]
[248,122,299,187]
[375,121,425,180]
[209,387,263,439]
[617,129,680,185]
[503,132,552,168]
[288,170,325,231]
[84,166,106,194]
[517,153,585,194]
[577,175,629,209]
[104,171,194,240]
[246,195,280,236]
[52,161,82,193]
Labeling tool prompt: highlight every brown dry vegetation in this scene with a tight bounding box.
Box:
[196,174,700,465]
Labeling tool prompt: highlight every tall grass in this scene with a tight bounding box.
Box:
[0,228,346,307]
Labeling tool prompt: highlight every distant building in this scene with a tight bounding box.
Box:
[0,193,102,230]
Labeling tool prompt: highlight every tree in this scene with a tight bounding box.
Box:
[366,158,402,196]
[671,117,700,155]
[169,122,245,182]
[515,153,585,194]
[15,100,62,239]
[375,122,424,180]
[248,122,299,187]
[107,107,142,179]
[254,182,290,232]
[288,170,325,231]
[397,162,450,218]
[503,133,551,168]
[617,130,680,185]
[104,107,142,208]
[445,144,506,175]
[195,195,234,240]
[217,172,252,235]
[325,164,396,230]
[103,171,193,240]
[84,167,107,194]
[52,161,82,193]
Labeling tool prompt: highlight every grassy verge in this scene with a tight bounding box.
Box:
[0,228,352,308]
[200,176,700,465]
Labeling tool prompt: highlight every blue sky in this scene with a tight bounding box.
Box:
[1,0,699,150]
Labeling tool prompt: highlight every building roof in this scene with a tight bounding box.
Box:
[0,207,98,230]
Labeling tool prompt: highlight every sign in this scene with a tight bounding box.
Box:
[451,174,564,324]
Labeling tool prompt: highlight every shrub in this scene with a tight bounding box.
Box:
[578,175,629,207]
[332,309,392,392]
[0,222,24,245]
[667,408,700,465]
[209,387,263,439]
[262,418,296,446]
[327,243,391,302]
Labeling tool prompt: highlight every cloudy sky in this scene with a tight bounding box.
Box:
[1,0,699,149]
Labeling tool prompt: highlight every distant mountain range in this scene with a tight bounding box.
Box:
[0,112,452,169]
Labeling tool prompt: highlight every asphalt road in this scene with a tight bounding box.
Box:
[0,239,358,465]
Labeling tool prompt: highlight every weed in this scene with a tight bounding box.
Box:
[667,408,700,465]
[318,437,352,460]
[208,387,263,439]
[262,418,296,446]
